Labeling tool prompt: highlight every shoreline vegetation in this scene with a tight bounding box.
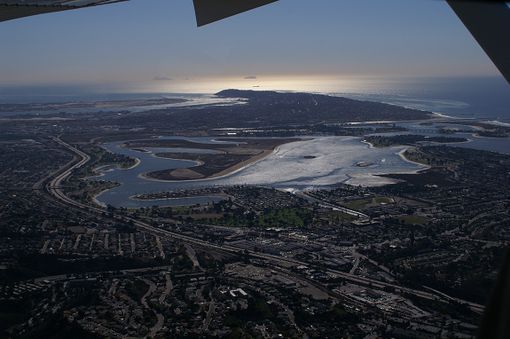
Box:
[375,147,443,185]
[397,148,431,170]
[363,134,469,148]
[131,190,228,201]
[124,137,300,181]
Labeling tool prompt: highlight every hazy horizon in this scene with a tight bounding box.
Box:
[1,75,507,95]
[0,0,505,92]
[1,75,509,124]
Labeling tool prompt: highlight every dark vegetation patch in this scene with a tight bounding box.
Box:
[364,134,468,147]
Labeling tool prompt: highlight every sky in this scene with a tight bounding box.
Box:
[0,0,505,93]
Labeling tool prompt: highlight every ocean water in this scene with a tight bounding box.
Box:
[326,76,510,123]
[1,76,509,122]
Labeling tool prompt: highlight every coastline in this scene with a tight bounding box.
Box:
[89,159,140,207]
[135,138,430,186]
[92,187,111,208]
[86,157,141,180]
[430,111,460,120]
[209,149,274,178]
[137,142,295,183]
[361,139,375,149]
[91,118,508,207]
[345,147,430,187]
[126,157,141,170]
[396,147,431,171]
[130,192,229,202]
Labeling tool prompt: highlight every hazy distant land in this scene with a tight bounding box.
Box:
[0,97,188,113]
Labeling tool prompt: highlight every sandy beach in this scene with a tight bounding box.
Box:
[397,147,430,170]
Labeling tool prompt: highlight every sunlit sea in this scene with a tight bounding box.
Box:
[1,76,509,123]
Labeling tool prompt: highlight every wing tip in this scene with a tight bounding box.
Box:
[193,0,278,27]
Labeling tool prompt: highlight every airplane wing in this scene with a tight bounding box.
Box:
[1,0,509,82]
[0,0,127,22]
[446,1,510,84]
[193,0,277,27]
[201,0,510,84]
[0,0,278,24]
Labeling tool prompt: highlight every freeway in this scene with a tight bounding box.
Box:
[45,137,484,314]
[296,191,370,219]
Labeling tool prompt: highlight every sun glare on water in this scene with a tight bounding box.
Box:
[139,75,400,95]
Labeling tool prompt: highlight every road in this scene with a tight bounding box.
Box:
[296,191,370,219]
[44,137,485,314]
[140,278,165,338]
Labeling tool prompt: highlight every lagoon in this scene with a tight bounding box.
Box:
[94,136,427,208]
